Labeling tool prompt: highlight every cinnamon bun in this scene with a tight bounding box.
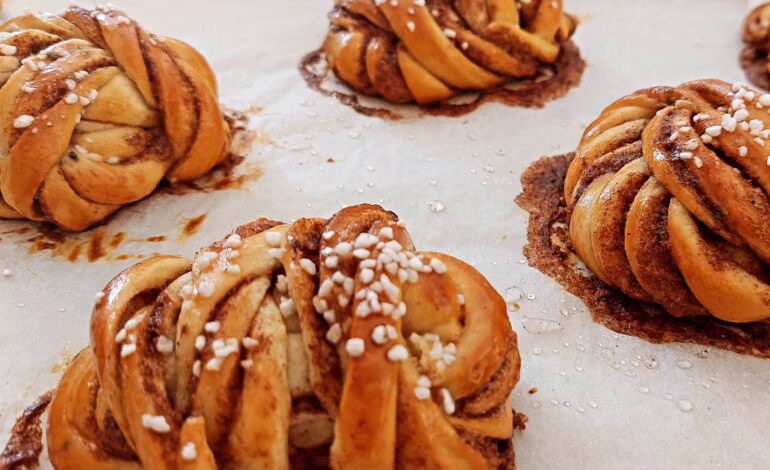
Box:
[0,6,231,231]
[43,204,522,469]
[566,79,770,323]
[319,0,579,105]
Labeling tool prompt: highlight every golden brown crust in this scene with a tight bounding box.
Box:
[44,204,520,469]
[0,6,230,231]
[565,79,770,323]
[741,3,770,90]
[743,3,770,45]
[322,0,577,104]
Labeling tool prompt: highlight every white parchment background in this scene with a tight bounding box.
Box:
[0,0,767,468]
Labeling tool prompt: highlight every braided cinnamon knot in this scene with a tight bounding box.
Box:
[0,6,230,231]
[323,0,576,104]
[565,80,770,323]
[47,204,520,469]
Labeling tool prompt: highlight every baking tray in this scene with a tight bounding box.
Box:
[0,0,767,468]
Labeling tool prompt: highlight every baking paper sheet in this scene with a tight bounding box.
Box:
[0,0,768,468]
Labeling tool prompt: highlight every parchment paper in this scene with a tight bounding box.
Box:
[0,0,767,468]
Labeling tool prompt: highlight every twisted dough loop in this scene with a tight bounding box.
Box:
[0,6,230,231]
[741,3,770,89]
[566,79,770,323]
[48,204,520,469]
[743,3,770,61]
[324,0,576,104]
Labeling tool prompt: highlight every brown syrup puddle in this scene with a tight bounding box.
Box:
[300,41,585,120]
[0,390,53,470]
[516,153,770,358]
[740,44,770,91]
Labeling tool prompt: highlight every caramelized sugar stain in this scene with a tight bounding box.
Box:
[28,227,115,262]
[4,348,73,467]
[254,130,277,148]
[0,227,32,243]
[516,153,770,358]
[159,109,264,195]
[23,224,171,263]
[50,343,75,375]
[513,412,528,431]
[231,106,276,147]
[0,390,53,470]
[300,41,585,120]
[27,227,149,262]
[87,230,107,261]
[21,214,205,263]
[109,232,126,249]
[178,213,207,242]
[1,109,263,260]
[160,157,263,195]
[299,48,403,120]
